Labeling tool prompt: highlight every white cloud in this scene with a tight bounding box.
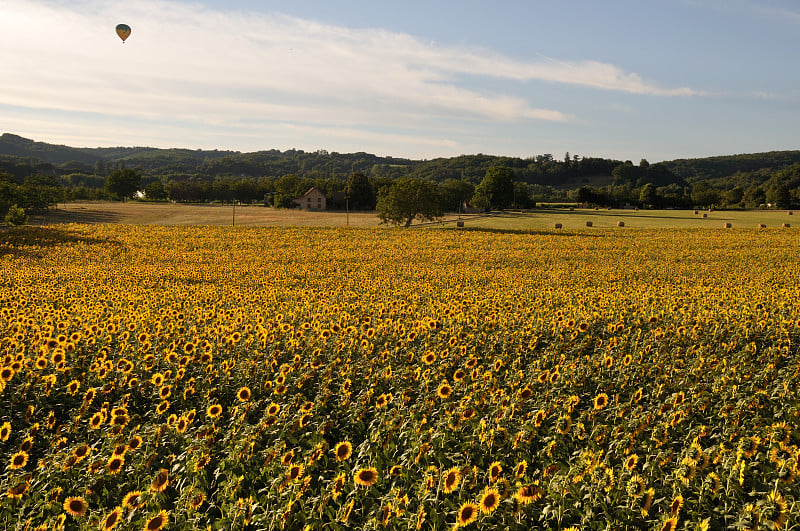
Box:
[0,0,697,155]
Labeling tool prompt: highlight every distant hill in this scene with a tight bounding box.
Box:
[661,151,800,182]
[1,132,798,190]
[0,133,101,165]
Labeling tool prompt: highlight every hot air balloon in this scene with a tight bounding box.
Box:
[116,24,131,43]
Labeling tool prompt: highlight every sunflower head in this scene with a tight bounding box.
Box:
[144,510,168,531]
[488,461,502,483]
[334,441,353,461]
[354,467,379,487]
[478,487,501,514]
[237,386,252,402]
[63,496,88,517]
[151,469,169,493]
[101,507,122,531]
[436,382,452,399]
[594,392,609,410]
[443,466,461,493]
[456,502,479,526]
[514,484,544,505]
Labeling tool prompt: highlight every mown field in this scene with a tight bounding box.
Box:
[1,225,799,530]
[28,201,796,230]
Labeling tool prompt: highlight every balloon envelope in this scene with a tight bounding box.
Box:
[116,24,131,42]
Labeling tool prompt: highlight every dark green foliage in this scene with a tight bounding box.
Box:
[345,172,376,210]
[105,168,142,200]
[473,166,515,210]
[376,178,443,227]
[439,179,475,212]
[144,180,167,201]
[1,134,798,209]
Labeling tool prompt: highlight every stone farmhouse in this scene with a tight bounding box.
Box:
[293,187,326,211]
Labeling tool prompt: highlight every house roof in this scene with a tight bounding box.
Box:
[295,187,324,200]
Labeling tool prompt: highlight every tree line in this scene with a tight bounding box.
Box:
[3,132,800,225]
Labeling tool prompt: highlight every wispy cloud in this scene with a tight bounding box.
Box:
[0,0,697,154]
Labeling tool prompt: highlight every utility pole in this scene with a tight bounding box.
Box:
[232,199,236,226]
[346,195,349,228]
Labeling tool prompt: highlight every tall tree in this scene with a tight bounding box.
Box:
[376,178,442,227]
[472,166,515,211]
[105,168,141,201]
[346,172,376,210]
[439,179,474,212]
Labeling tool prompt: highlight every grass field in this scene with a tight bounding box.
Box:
[27,202,796,230]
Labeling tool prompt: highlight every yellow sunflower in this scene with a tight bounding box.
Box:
[456,502,479,527]
[659,516,678,531]
[237,386,252,402]
[143,510,168,531]
[331,472,346,500]
[514,484,544,505]
[106,456,125,475]
[594,392,609,411]
[334,441,353,461]
[9,451,28,470]
[6,480,30,500]
[514,460,527,479]
[63,496,88,517]
[189,491,206,510]
[669,494,683,516]
[150,468,169,493]
[100,507,123,530]
[443,466,461,494]
[478,487,501,514]
[487,461,502,483]
[0,421,11,441]
[762,490,788,530]
[206,404,222,419]
[354,467,379,487]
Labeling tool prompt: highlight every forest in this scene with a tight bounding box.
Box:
[1,132,799,219]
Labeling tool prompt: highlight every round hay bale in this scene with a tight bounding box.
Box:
[634,207,639,212]
[617,221,625,227]
[788,211,793,215]
[554,223,562,229]
[723,222,732,228]
[783,223,791,228]
[456,221,465,228]
[757,223,766,228]
[693,210,699,215]
[702,213,708,218]
[569,207,574,211]
[585,221,593,227]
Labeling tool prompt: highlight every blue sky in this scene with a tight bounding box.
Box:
[1,0,798,161]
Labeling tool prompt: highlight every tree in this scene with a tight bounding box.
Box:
[4,204,26,226]
[722,187,744,206]
[639,183,657,207]
[690,182,720,208]
[472,166,515,211]
[144,180,167,201]
[743,186,766,208]
[346,172,376,210]
[439,179,474,212]
[105,168,141,200]
[766,183,791,208]
[376,178,442,227]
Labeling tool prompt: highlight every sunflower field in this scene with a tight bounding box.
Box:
[1,224,799,531]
